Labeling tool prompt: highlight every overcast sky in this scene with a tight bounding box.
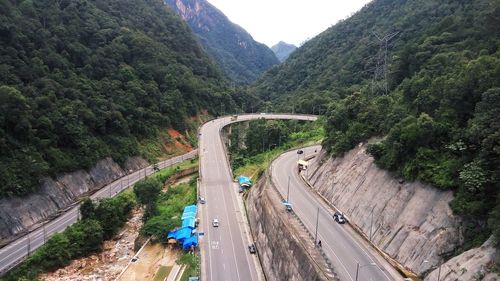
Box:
[207,0,372,47]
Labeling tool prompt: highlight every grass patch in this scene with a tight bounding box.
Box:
[153,265,172,281]
[137,130,174,162]
[177,253,199,281]
[233,149,286,183]
[231,119,324,182]
[153,158,198,183]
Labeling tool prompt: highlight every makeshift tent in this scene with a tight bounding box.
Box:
[238,176,252,188]
[184,205,197,214]
[181,205,197,220]
[181,211,196,220]
[182,217,196,229]
[167,227,193,242]
[182,234,199,249]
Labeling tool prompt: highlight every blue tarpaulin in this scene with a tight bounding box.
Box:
[167,227,193,241]
[182,234,199,249]
[167,228,180,239]
[238,176,252,187]
[182,217,196,229]
[184,205,197,214]
[181,211,196,220]
[181,205,197,220]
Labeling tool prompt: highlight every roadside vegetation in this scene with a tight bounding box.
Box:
[132,159,199,279]
[252,0,499,250]
[229,119,324,182]
[177,253,199,281]
[3,158,198,280]
[3,192,136,281]
[135,176,197,242]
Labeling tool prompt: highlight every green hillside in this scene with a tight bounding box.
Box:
[0,0,248,197]
[252,0,500,248]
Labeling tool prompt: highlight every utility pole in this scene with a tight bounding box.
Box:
[26,233,30,257]
[355,262,359,281]
[314,207,319,245]
[43,222,46,243]
[370,205,375,241]
[286,176,291,202]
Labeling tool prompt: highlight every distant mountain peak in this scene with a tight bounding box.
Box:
[271,41,297,62]
[165,0,279,84]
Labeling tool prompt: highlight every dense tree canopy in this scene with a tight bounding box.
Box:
[0,0,253,197]
[253,0,499,247]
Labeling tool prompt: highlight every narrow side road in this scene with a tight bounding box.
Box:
[271,146,401,281]
[0,150,198,275]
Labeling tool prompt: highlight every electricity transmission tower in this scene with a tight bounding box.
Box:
[371,31,399,95]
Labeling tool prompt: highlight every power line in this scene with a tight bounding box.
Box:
[371,31,399,95]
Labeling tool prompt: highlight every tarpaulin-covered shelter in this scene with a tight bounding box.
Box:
[182,234,199,249]
[238,176,252,188]
[181,211,196,220]
[167,227,193,242]
[181,205,197,220]
[184,205,197,213]
[182,217,196,229]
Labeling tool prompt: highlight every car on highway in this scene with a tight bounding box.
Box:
[212,218,219,227]
[248,243,256,254]
[333,212,346,224]
[198,196,206,204]
[297,149,304,154]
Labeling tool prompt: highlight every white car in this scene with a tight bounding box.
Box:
[212,218,219,227]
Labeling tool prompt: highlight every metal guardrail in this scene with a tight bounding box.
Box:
[0,150,198,277]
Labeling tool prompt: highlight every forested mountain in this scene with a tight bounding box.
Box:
[0,0,249,198]
[271,41,297,62]
[252,0,500,248]
[164,0,279,84]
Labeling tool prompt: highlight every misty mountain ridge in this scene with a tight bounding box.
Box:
[165,0,279,84]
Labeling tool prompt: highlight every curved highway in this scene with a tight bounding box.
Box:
[0,150,198,276]
[198,113,317,281]
[271,145,398,281]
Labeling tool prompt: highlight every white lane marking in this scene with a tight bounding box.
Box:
[214,142,242,281]
[283,149,392,281]
[273,152,356,281]
[201,147,214,281]
[283,176,354,281]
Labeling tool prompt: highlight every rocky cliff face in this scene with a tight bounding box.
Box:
[164,0,279,84]
[305,144,462,276]
[424,237,498,281]
[306,144,500,279]
[0,157,148,244]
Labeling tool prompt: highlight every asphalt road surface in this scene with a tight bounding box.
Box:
[0,150,198,276]
[271,146,397,281]
[198,113,317,281]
